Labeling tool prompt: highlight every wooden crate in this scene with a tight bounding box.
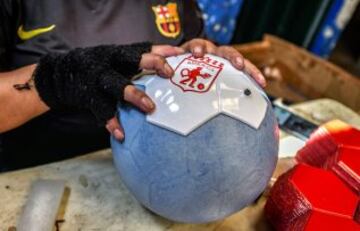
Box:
[233,35,360,113]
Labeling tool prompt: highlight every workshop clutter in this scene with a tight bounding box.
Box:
[265,120,360,230]
[234,35,360,113]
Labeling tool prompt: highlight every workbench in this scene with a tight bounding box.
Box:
[1,99,359,231]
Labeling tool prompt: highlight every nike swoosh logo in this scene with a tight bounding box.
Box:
[17,24,56,40]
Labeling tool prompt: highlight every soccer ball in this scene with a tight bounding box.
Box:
[111,54,279,223]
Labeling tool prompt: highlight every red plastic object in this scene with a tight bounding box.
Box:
[296,120,360,167]
[265,164,359,231]
[325,146,360,196]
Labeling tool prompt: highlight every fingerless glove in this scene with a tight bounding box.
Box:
[33,42,152,124]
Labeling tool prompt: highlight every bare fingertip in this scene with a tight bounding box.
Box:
[193,46,203,57]
[165,64,174,77]
[157,70,167,78]
[235,57,244,68]
[259,77,267,88]
[258,73,266,87]
[114,129,124,140]
[141,97,155,111]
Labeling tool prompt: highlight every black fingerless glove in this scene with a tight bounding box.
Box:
[33,42,152,124]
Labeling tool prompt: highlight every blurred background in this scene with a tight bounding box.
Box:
[197,0,360,77]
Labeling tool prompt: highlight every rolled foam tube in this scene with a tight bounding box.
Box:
[17,179,66,231]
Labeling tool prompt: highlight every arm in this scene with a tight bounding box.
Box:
[0,44,183,137]
[0,65,49,132]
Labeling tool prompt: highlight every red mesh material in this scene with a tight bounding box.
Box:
[305,211,360,231]
[265,168,311,231]
[325,146,360,195]
[265,164,359,231]
[296,120,360,167]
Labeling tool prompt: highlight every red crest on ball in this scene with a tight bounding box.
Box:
[171,55,224,93]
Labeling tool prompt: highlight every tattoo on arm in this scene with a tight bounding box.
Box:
[13,75,34,91]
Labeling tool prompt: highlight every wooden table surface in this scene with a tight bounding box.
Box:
[0,99,359,231]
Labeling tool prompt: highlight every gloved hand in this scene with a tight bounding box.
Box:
[33,42,181,126]
[32,39,265,141]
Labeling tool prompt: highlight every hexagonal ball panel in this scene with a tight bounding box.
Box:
[325,146,360,195]
[265,164,359,230]
[134,54,268,136]
[296,120,360,167]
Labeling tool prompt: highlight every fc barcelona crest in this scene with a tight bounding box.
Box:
[171,55,224,93]
[152,3,181,38]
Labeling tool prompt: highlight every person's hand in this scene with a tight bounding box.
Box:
[33,43,184,141]
[106,45,184,140]
[181,38,266,87]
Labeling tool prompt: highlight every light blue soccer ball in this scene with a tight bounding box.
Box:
[111,58,279,223]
